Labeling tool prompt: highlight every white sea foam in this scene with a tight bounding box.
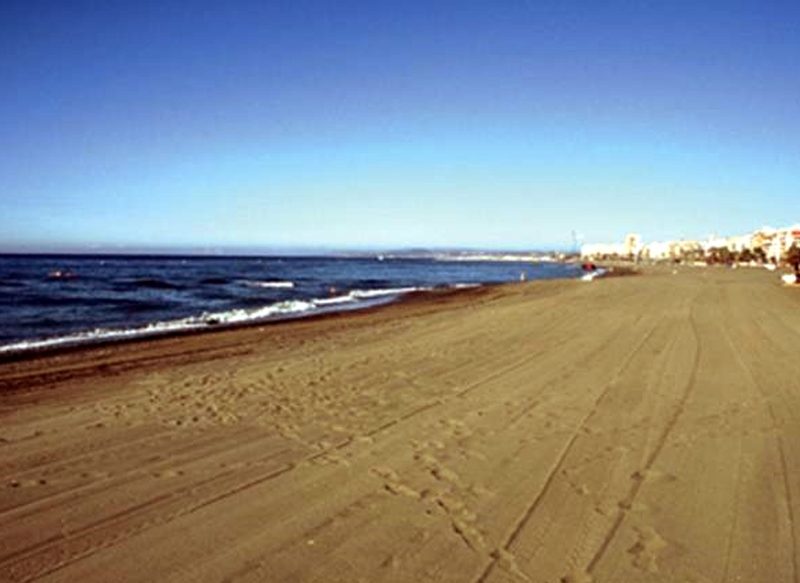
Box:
[350,286,428,299]
[203,300,315,324]
[0,287,434,355]
[0,319,204,355]
[311,295,356,307]
[0,300,317,355]
[242,280,295,289]
[312,286,430,307]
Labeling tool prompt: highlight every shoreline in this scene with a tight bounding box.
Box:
[0,281,509,381]
[0,255,581,361]
[0,260,600,364]
[0,283,496,365]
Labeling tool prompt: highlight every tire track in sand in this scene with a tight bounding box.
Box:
[2,340,577,583]
[473,315,665,583]
[717,301,799,583]
[1,294,637,582]
[0,447,298,582]
[582,302,701,579]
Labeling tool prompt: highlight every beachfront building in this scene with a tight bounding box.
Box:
[750,227,777,252]
[674,240,703,261]
[641,241,671,261]
[624,233,642,257]
[582,224,798,265]
[636,239,702,263]
[701,235,729,254]
[726,234,752,253]
[581,233,642,261]
[580,242,626,260]
[766,224,800,263]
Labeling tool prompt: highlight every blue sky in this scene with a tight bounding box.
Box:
[1,0,798,251]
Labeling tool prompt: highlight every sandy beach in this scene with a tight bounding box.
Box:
[1,267,799,582]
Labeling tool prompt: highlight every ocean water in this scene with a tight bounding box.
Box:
[0,254,579,354]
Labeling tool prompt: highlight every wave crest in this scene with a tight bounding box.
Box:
[241,280,295,289]
[0,283,480,355]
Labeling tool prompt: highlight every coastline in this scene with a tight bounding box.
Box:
[2,268,798,582]
[0,255,580,360]
[0,282,501,367]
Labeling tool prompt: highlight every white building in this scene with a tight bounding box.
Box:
[726,234,751,253]
[642,241,671,261]
[767,225,800,262]
[581,233,642,260]
[624,233,642,257]
[750,226,777,250]
[581,224,798,264]
[701,236,728,253]
[580,242,626,259]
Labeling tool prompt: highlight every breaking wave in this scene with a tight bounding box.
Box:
[0,285,463,355]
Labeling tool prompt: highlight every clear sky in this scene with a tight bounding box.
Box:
[1,0,798,252]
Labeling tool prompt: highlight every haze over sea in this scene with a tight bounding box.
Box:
[0,254,578,353]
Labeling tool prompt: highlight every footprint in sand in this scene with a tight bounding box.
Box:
[627,525,667,573]
[80,470,110,480]
[450,516,485,551]
[437,418,472,439]
[467,483,493,498]
[631,469,677,484]
[618,497,647,512]
[370,466,421,499]
[560,569,593,583]
[8,477,50,488]
[566,481,590,496]
[152,469,185,479]
[380,554,401,570]
[432,490,485,550]
[312,452,350,467]
[491,549,531,581]
[430,464,462,486]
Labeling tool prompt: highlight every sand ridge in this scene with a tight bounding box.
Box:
[1,268,799,582]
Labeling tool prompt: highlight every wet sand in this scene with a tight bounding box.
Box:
[1,267,799,582]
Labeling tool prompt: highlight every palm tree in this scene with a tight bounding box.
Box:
[738,248,754,263]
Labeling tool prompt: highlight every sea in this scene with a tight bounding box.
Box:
[0,254,580,354]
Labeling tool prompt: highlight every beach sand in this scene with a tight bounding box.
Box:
[1,267,799,582]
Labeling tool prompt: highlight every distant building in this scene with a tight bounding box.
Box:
[581,233,641,260]
[767,225,800,263]
[580,242,626,259]
[726,235,751,253]
[624,233,642,257]
[750,227,777,251]
[625,233,642,255]
[701,235,728,253]
[641,241,671,261]
[581,223,798,265]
